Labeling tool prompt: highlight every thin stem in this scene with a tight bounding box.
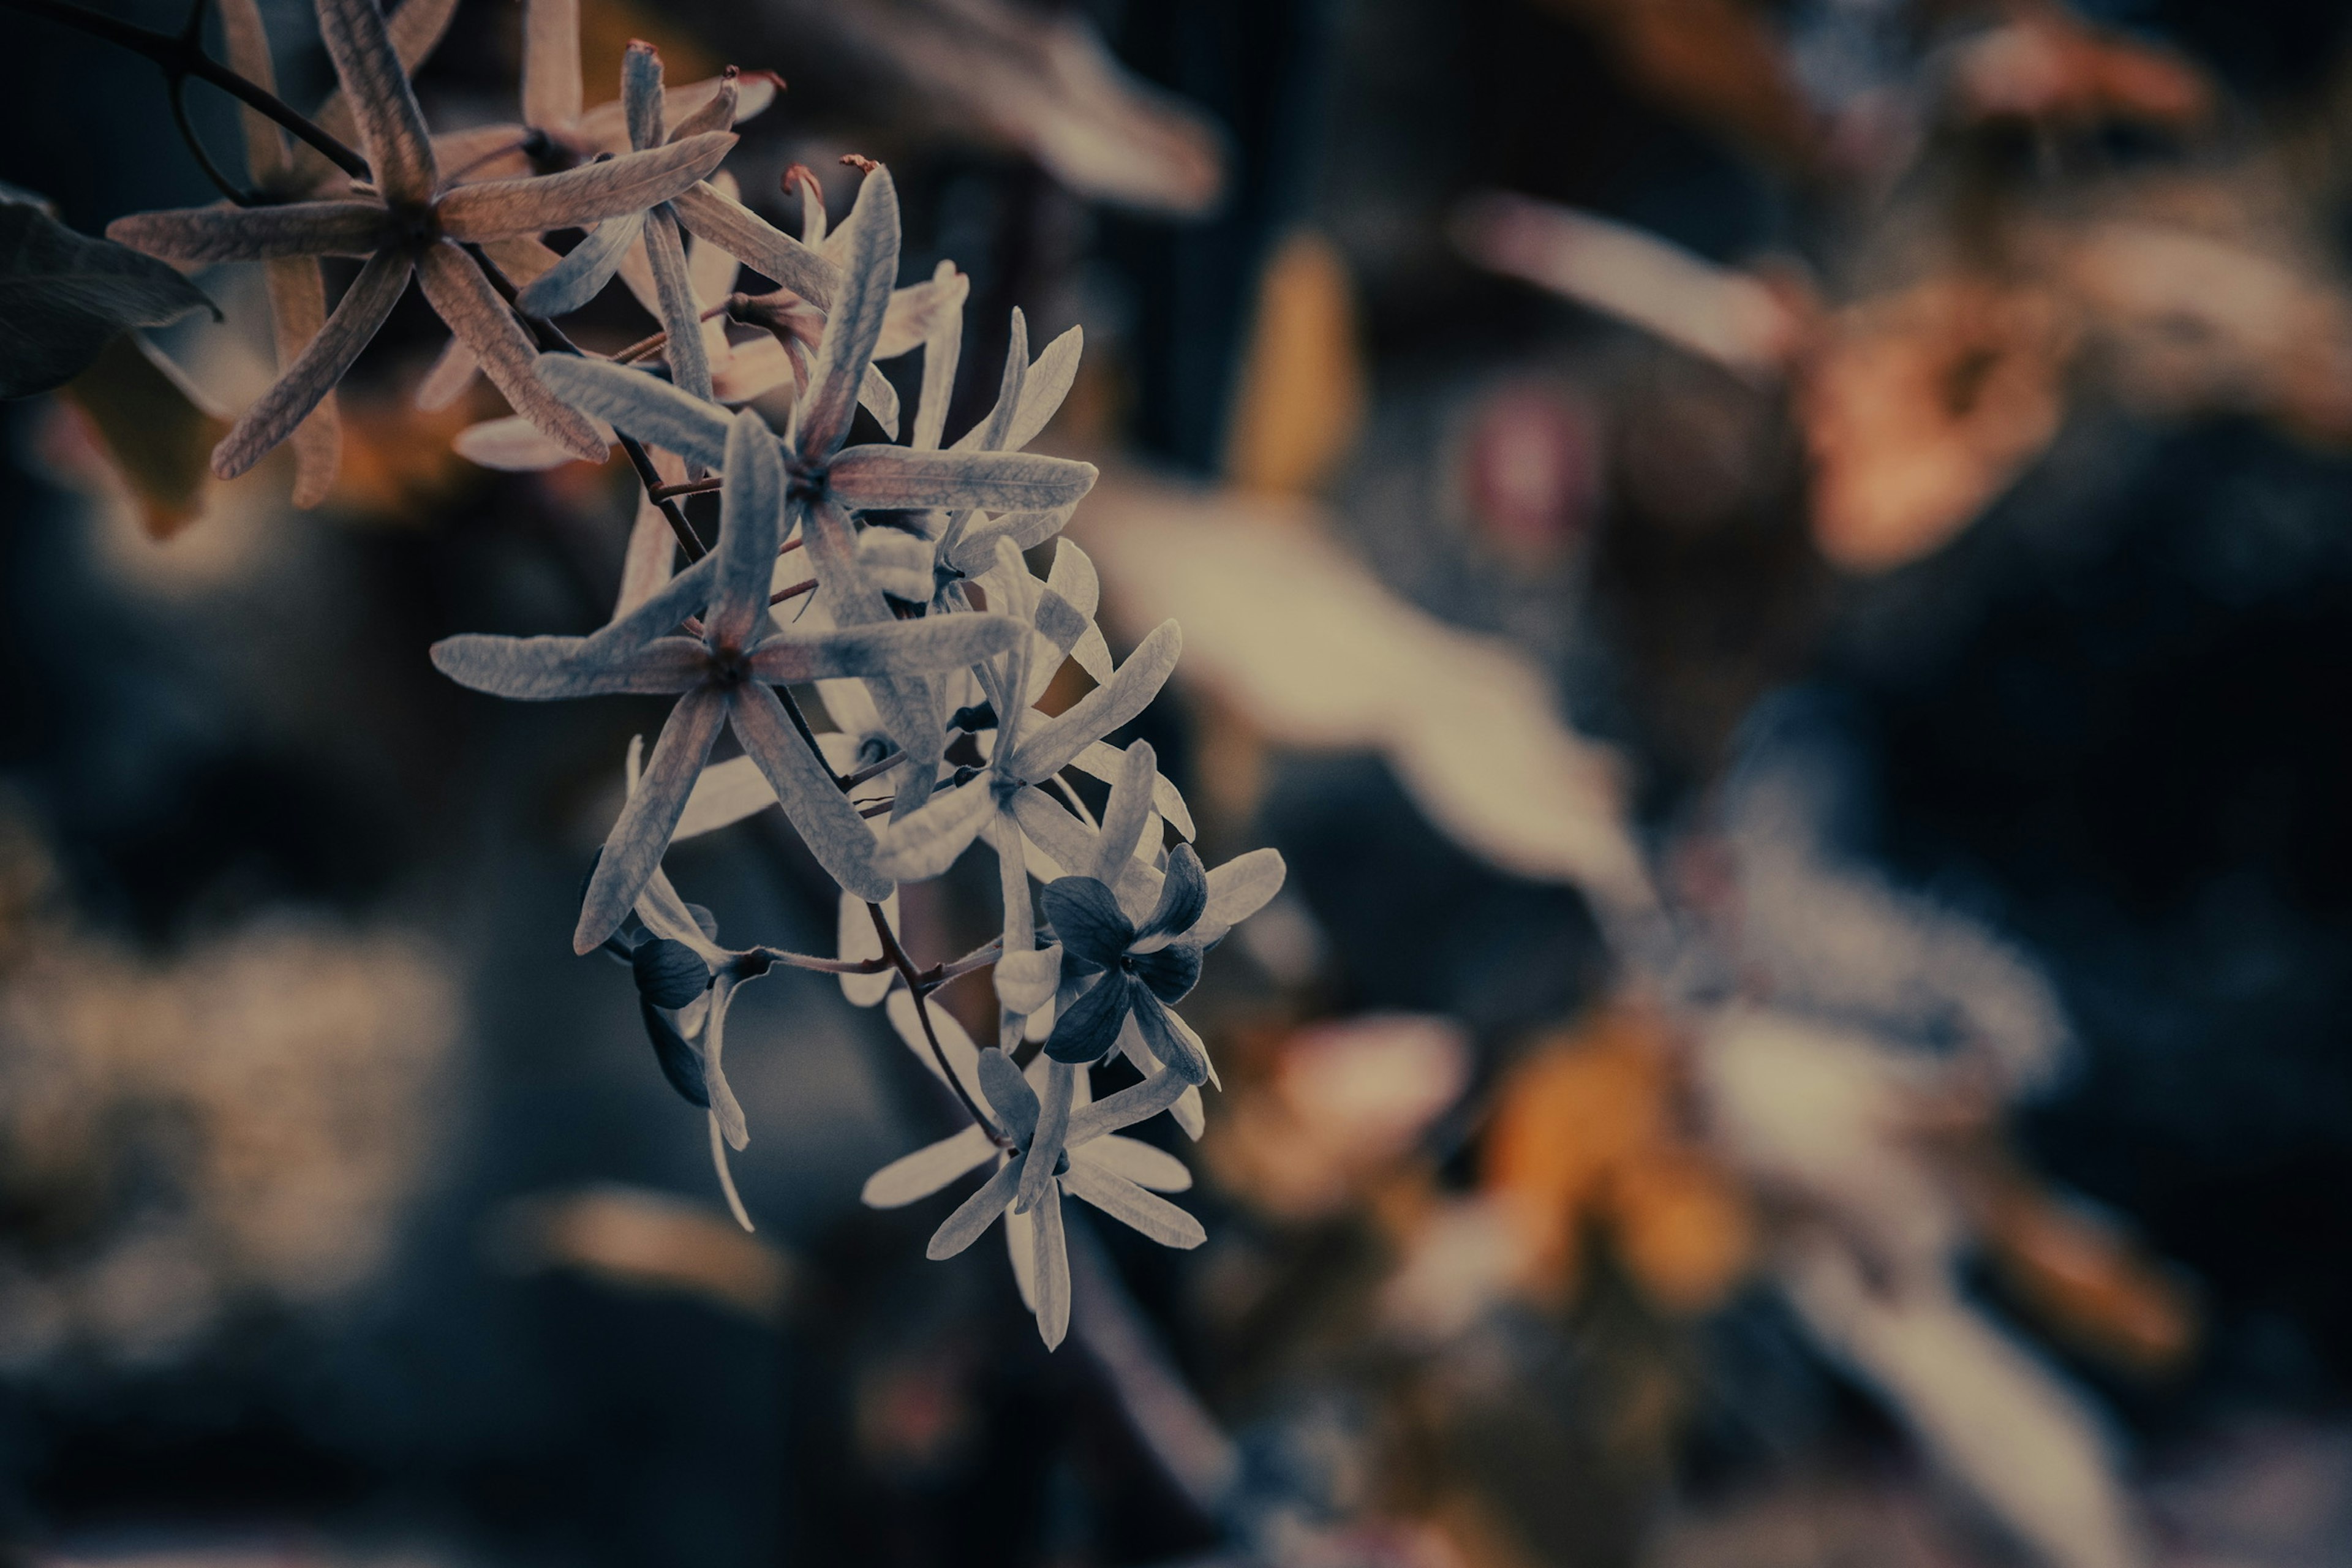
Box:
[767,576,818,607]
[650,476,723,501]
[1,0,369,178]
[840,747,903,789]
[750,946,894,976]
[869,902,1003,1142]
[933,938,1004,986]
[464,241,709,564]
[167,70,254,204]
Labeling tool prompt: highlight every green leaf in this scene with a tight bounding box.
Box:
[0,196,220,399]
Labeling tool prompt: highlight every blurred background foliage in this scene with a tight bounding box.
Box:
[6,0,2352,1564]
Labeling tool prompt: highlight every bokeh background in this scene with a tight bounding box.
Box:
[6,0,2352,1564]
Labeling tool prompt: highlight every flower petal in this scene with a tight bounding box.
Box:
[863,1125,997,1208]
[213,247,407,480]
[519,0,581,128]
[700,968,752,1150]
[436,133,736,239]
[872,778,995,881]
[1006,324,1081,451]
[262,256,341,507]
[646,219,720,410]
[1031,1185,1071,1348]
[706,408,782,648]
[671,181,835,304]
[976,1047,1039,1148]
[1071,739,1192,840]
[1129,941,1201,1005]
[416,243,607,461]
[1196,847,1287,943]
[747,612,1023,684]
[796,164,899,459]
[995,944,1062,1015]
[513,208,644,317]
[451,413,581,470]
[414,335,477,410]
[1131,990,1214,1087]
[1065,1064,1190,1144]
[107,202,388,263]
[575,685,726,952]
[622,39,665,151]
[1044,971,1134,1065]
[669,70,741,143]
[1011,619,1182,782]
[1091,738,1157,884]
[837,888,895,1006]
[1014,1059,1074,1214]
[828,447,1098,514]
[1139,841,1207,942]
[925,1156,1020,1259]
[1038,876,1133,968]
[533,353,729,468]
[1060,1161,1203,1250]
[1077,1134,1191,1193]
[317,0,437,203]
[910,262,967,453]
[429,631,704,698]
[728,682,895,901]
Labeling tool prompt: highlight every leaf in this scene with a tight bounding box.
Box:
[0,200,219,399]
[59,333,227,540]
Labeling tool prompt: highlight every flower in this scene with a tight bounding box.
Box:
[863,1039,1200,1348]
[431,407,1028,950]
[529,162,1101,813]
[1039,842,1215,1081]
[106,0,736,479]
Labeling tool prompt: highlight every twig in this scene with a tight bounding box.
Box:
[2,0,370,179]
[868,902,1004,1142]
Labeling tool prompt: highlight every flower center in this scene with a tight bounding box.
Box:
[390,201,439,251]
[707,645,752,686]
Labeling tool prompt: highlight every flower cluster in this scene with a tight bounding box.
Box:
[96,0,1285,1347]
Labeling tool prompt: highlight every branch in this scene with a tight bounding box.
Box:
[868,901,1003,1142]
[1,0,371,179]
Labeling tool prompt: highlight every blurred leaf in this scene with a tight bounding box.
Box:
[0,197,219,400]
[59,332,230,540]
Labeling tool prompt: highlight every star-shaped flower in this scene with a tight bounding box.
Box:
[863,1041,1199,1348]
[431,408,1029,951]
[107,0,736,480]
[1039,840,1215,1081]
[531,162,1101,804]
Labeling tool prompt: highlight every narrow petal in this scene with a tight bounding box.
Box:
[520,0,581,128]
[534,353,728,467]
[797,165,899,459]
[668,70,741,142]
[575,687,726,952]
[674,755,772,840]
[513,209,644,317]
[437,134,736,239]
[671,181,836,304]
[478,233,564,284]
[429,631,703,698]
[729,683,895,901]
[1131,943,1202,1006]
[414,335,476,410]
[926,1157,1020,1259]
[263,256,341,507]
[1139,842,1207,941]
[1065,1063,1190,1144]
[1078,1135,1192,1193]
[872,779,995,882]
[1091,738,1156,883]
[710,1109,754,1231]
[863,1126,996,1208]
[995,945,1063,1016]
[107,202,388,263]
[1037,876,1133,968]
[1006,1204,1037,1309]
[1011,619,1182,782]
[911,262,967,453]
[416,244,607,461]
[642,208,714,402]
[216,0,287,185]
[1031,1188,1071,1348]
[700,970,753,1150]
[707,409,783,648]
[829,447,1098,514]
[1196,847,1287,941]
[317,0,437,203]
[1006,325,1082,451]
[1044,971,1134,1065]
[747,613,1022,684]
[622,39,665,152]
[213,248,407,480]
[452,414,582,470]
[836,888,895,1007]
[976,1048,1040,1148]
[1131,991,1215,1087]
[1014,1060,1074,1215]
[958,304,1026,452]
[1059,1162,1204,1249]
[1072,739,1193,840]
